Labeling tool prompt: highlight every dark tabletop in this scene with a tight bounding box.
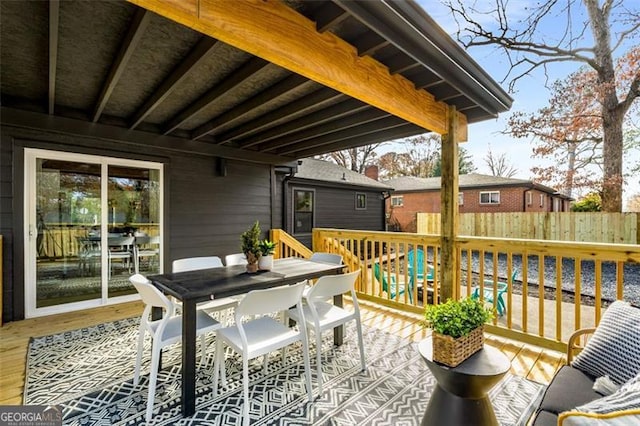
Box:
[148,257,345,303]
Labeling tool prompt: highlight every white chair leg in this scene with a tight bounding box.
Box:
[200,334,207,365]
[213,338,222,394]
[315,330,323,394]
[302,331,313,401]
[356,317,366,371]
[133,328,146,386]
[146,343,161,422]
[242,357,250,426]
[263,353,269,375]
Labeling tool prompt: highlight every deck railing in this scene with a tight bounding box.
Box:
[272,228,640,352]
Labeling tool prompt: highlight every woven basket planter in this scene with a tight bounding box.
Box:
[432,326,484,367]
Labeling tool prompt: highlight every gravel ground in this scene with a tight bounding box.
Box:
[460,251,640,306]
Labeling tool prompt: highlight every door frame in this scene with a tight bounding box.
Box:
[23,148,164,318]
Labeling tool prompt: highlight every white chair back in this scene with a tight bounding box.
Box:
[135,235,160,245]
[130,273,173,312]
[225,253,248,266]
[310,252,343,265]
[307,270,359,302]
[237,282,305,319]
[173,256,223,272]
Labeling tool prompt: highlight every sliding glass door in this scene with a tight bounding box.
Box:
[24,149,163,317]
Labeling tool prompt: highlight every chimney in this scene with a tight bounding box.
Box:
[364,164,379,181]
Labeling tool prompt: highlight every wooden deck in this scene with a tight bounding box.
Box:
[0,299,565,405]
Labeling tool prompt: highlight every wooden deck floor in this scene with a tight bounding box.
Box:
[0,299,566,405]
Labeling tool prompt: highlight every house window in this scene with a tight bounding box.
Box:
[527,192,532,205]
[458,192,464,205]
[391,195,403,207]
[479,191,500,204]
[355,193,367,210]
[293,189,314,234]
[540,194,545,207]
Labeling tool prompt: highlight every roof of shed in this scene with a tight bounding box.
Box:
[0,0,512,164]
[292,158,392,190]
[385,173,566,195]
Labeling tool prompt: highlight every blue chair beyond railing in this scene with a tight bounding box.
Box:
[373,263,413,303]
[471,270,517,316]
[407,248,434,287]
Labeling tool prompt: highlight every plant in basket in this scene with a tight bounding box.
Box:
[240,221,262,273]
[423,297,493,367]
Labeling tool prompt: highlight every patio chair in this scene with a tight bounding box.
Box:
[471,270,517,316]
[213,281,312,426]
[373,262,413,303]
[172,257,238,323]
[133,235,160,273]
[303,252,344,297]
[288,270,365,394]
[224,253,247,266]
[407,248,434,285]
[130,274,221,422]
[107,236,135,278]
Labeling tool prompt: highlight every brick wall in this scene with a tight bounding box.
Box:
[387,186,569,232]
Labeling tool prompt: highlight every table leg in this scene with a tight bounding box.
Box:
[421,384,498,426]
[151,306,163,370]
[333,294,344,345]
[181,300,197,417]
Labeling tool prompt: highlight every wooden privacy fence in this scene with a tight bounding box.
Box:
[417,212,639,244]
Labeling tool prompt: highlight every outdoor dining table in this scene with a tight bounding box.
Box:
[148,257,346,417]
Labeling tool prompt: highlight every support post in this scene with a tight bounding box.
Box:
[440,105,460,301]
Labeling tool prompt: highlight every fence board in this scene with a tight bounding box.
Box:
[416,212,638,244]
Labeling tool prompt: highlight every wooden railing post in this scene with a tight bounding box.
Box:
[440,105,460,301]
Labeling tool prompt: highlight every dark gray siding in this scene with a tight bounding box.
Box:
[284,180,385,248]
[0,125,279,322]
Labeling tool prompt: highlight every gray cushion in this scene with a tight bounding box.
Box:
[571,301,640,385]
[531,410,558,426]
[537,366,601,415]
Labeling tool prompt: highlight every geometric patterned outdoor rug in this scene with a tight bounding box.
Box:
[25,317,546,425]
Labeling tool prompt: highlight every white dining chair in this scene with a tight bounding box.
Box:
[303,252,343,297]
[130,274,221,422]
[288,270,365,394]
[213,282,313,426]
[172,256,238,324]
[134,235,160,274]
[107,236,135,278]
[224,253,248,266]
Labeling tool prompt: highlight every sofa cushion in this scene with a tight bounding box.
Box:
[537,366,601,415]
[557,372,640,425]
[571,301,640,385]
[531,410,558,426]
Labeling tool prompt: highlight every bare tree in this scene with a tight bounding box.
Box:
[484,145,519,178]
[315,144,382,173]
[445,0,640,212]
[378,134,440,178]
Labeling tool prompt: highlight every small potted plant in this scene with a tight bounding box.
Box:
[423,297,493,367]
[258,239,276,271]
[241,221,262,273]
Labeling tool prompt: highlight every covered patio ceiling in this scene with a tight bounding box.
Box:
[0,0,512,164]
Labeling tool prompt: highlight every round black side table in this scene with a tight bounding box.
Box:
[418,337,511,426]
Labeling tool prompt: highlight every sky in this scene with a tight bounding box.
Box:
[396,0,640,208]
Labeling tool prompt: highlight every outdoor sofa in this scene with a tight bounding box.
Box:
[529,300,640,425]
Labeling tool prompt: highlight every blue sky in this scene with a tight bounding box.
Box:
[400,0,640,207]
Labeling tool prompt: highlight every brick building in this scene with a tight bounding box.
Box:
[384,174,572,232]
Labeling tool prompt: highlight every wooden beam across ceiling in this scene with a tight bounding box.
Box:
[126,0,468,141]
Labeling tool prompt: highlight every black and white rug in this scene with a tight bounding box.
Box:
[25,317,545,425]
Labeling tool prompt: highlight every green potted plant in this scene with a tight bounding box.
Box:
[241,221,262,273]
[258,239,276,270]
[423,297,493,367]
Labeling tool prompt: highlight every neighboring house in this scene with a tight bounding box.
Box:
[385,174,572,232]
[0,1,511,322]
[281,159,391,247]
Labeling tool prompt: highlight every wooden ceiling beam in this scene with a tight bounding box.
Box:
[237,99,370,149]
[192,74,311,141]
[93,9,151,122]
[48,0,60,115]
[127,0,468,140]
[259,108,390,153]
[283,122,420,158]
[216,88,344,144]
[129,36,218,130]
